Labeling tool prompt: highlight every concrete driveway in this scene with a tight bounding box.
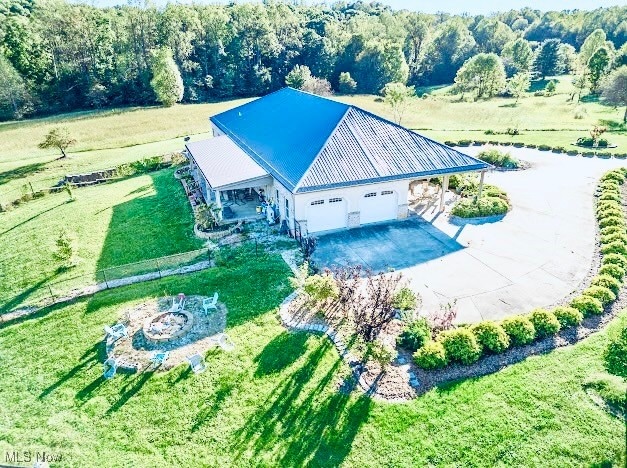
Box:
[312,148,624,323]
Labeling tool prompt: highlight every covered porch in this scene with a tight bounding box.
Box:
[186,136,278,224]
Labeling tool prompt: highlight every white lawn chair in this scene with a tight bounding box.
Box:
[203,292,219,314]
[104,323,127,341]
[216,333,235,352]
[149,350,169,367]
[103,357,118,379]
[168,297,181,312]
[186,353,207,374]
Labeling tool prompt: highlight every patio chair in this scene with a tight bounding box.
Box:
[103,357,118,379]
[104,323,128,341]
[149,350,170,367]
[216,333,235,352]
[203,292,219,314]
[186,354,207,374]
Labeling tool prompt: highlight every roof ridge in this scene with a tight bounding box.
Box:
[292,105,352,191]
[342,106,391,178]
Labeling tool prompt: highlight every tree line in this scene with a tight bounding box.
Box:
[1,0,626,120]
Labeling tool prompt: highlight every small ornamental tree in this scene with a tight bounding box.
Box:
[507,72,530,103]
[285,65,312,89]
[600,66,627,123]
[353,271,403,342]
[53,229,76,268]
[38,127,76,159]
[303,272,339,305]
[381,82,415,124]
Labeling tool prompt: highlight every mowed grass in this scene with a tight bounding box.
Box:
[0,168,203,312]
[0,254,623,467]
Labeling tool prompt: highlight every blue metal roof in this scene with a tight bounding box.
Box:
[210,87,490,193]
[210,87,349,191]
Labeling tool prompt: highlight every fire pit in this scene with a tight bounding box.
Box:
[143,310,194,344]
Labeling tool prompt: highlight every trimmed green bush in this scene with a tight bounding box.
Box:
[477,149,519,169]
[397,318,431,352]
[501,315,536,346]
[598,263,625,280]
[601,170,626,183]
[597,207,623,219]
[457,139,472,146]
[413,341,448,369]
[604,324,627,378]
[393,287,418,311]
[590,274,622,295]
[599,216,625,229]
[538,144,551,151]
[528,309,561,337]
[438,328,483,365]
[581,285,615,305]
[603,253,627,269]
[599,192,621,202]
[601,241,627,256]
[552,306,584,328]
[451,197,509,218]
[470,321,510,353]
[570,295,604,316]
[600,234,627,247]
[600,225,625,237]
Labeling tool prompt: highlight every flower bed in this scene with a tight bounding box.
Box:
[449,174,511,219]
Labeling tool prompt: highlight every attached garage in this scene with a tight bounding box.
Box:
[360,190,398,225]
[306,197,347,233]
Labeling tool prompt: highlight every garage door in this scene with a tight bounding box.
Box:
[307,197,347,233]
[360,190,398,225]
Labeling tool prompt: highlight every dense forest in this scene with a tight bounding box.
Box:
[1,0,626,120]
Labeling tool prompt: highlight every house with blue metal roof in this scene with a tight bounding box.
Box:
[186,87,490,235]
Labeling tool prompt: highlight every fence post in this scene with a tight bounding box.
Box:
[102,269,109,289]
[156,259,162,279]
[29,182,35,197]
[48,284,55,303]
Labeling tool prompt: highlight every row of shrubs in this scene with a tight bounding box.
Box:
[444,140,624,158]
[0,153,185,212]
[413,168,627,370]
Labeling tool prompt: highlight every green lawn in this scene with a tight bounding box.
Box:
[0,168,203,312]
[0,252,623,467]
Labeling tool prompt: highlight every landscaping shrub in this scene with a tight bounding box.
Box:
[598,192,621,203]
[501,315,536,345]
[438,328,482,365]
[366,341,397,369]
[600,241,627,256]
[552,306,584,328]
[413,341,448,369]
[598,216,625,229]
[397,318,431,352]
[457,139,472,146]
[526,144,537,148]
[451,197,509,218]
[303,273,339,304]
[551,146,565,153]
[477,149,519,169]
[537,144,551,151]
[602,253,627,269]
[581,285,615,305]
[444,140,457,146]
[604,323,627,378]
[596,202,621,214]
[597,209,624,221]
[470,321,509,353]
[393,287,419,311]
[590,274,622,295]
[598,264,625,280]
[601,170,625,183]
[570,295,604,316]
[565,150,578,155]
[528,309,561,337]
[600,233,627,246]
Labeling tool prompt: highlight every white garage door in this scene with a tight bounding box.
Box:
[360,190,398,225]
[307,197,347,233]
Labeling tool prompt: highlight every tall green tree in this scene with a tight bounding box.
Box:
[285,65,312,89]
[587,46,612,93]
[150,47,184,106]
[533,39,561,79]
[579,29,607,68]
[0,55,30,119]
[600,66,627,122]
[507,72,531,103]
[501,38,533,76]
[473,18,515,54]
[454,53,506,99]
[355,41,408,94]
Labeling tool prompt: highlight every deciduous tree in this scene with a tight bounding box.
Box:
[38,127,76,159]
[600,66,627,122]
[150,47,184,106]
[381,82,415,124]
[588,46,612,93]
[507,72,530,103]
[455,53,506,99]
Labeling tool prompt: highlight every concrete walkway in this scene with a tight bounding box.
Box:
[315,148,625,323]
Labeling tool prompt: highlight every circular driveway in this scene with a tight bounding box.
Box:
[410,147,624,323]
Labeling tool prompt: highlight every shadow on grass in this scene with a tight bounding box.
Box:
[0,200,68,238]
[529,79,550,93]
[254,331,309,377]
[106,368,155,414]
[1,272,60,314]
[191,375,237,432]
[0,161,49,186]
[39,341,104,399]
[233,338,372,466]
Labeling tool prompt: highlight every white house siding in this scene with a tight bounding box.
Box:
[293,179,411,235]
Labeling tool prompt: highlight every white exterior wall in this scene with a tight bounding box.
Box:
[293,179,412,235]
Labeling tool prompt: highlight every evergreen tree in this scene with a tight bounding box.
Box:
[150,47,184,106]
[588,46,612,93]
[533,39,561,79]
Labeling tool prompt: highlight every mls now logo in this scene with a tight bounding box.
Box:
[5,450,63,465]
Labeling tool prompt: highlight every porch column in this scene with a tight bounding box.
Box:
[477,171,485,200]
[439,175,449,212]
[214,189,223,220]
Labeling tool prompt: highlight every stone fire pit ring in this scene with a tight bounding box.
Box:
[143,309,195,343]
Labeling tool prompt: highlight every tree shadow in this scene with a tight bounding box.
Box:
[1,272,60,315]
[106,368,155,414]
[529,79,550,92]
[0,201,68,238]
[39,341,104,399]
[191,375,237,432]
[0,161,49,186]
[232,339,372,466]
[253,331,309,377]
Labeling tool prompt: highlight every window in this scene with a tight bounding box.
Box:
[329,197,342,203]
[311,200,324,205]
[364,192,377,198]
[285,198,290,220]
[381,190,394,196]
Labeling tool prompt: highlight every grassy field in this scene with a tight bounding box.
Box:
[0,251,623,466]
[0,168,203,311]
